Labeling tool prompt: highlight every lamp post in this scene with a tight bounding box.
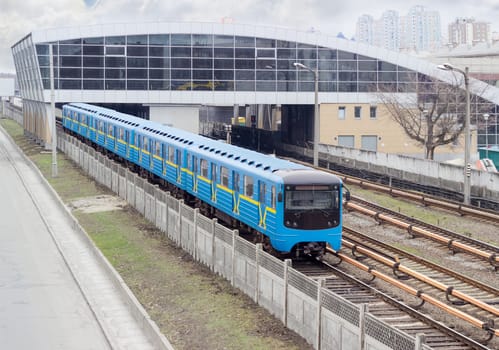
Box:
[483,113,489,159]
[49,44,58,177]
[437,63,471,205]
[293,62,319,167]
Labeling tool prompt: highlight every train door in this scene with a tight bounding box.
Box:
[211,162,217,202]
[176,148,182,183]
[232,171,240,214]
[192,155,198,191]
[162,143,167,176]
[258,181,267,229]
[125,129,130,157]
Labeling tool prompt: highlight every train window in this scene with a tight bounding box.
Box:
[134,133,139,146]
[155,141,161,156]
[125,130,129,143]
[259,182,266,203]
[233,171,240,193]
[108,124,113,136]
[244,175,254,197]
[176,149,182,166]
[211,163,217,182]
[221,166,229,187]
[186,153,192,169]
[200,159,208,177]
[142,136,149,151]
[119,128,124,140]
[192,155,198,173]
[162,144,167,158]
[99,120,104,132]
[271,186,276,208]
[168,146,174,162]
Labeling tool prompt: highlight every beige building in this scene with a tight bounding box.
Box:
[319,103,475,160]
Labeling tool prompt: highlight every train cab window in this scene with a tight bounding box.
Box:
[244,175,254,197]
[221,166,229,187]
[142,136,149,151]
[259,182,266,203]
[168,146,175,162]
[200,159,208,177]
[271,186,276,208]
[155,141,161,156]
[233,171,240,193]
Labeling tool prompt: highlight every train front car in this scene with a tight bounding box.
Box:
[274,169,344,259]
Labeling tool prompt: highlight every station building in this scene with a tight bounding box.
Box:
[11,21,499,160]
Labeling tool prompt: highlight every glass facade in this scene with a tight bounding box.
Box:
[34,33,419,93]
[11,31,498,149]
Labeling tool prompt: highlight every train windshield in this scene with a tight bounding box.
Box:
[285,186,339,210]
[284,185,340,230]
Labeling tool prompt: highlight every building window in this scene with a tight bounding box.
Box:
[105,46,125,56]
[370,106,377,119]
[361,135,378,152]
[354,106,362,119]
[338,135,355,148]
[338,106,346,120]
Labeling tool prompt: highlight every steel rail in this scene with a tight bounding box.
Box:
[318,260,490,350]
[345,201,499,268]
[343,226,499,296]
[341,236,499,317]
[327,247,499,338]
[342,176,499,223]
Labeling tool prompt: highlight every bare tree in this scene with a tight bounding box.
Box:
[376,74,490,160]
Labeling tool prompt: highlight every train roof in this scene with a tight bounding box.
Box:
[68,103,143,128]
[274,169,342,185]
[65,103,310,176]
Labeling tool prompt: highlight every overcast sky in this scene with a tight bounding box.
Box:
[2,0,499,73]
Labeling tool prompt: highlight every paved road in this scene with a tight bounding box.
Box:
[0,125,162,350]
[0,136,111,348]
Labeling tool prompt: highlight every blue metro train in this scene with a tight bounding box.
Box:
[62,103,346,258]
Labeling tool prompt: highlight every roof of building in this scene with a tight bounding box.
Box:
[14,21,499,106]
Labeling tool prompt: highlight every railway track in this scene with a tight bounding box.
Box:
[293,259,490,349]
[345,197,499,270]
[320,225,499,347]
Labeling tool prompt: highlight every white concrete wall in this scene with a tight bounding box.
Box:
[149,105,200,134]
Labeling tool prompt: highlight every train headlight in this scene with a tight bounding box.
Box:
[292,222,298,227]
[286,220,290,226]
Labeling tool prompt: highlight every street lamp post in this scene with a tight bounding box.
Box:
[437,63,471,205]
[483,113,489,159]
[293,62,319,167]
[49,44,58,177]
